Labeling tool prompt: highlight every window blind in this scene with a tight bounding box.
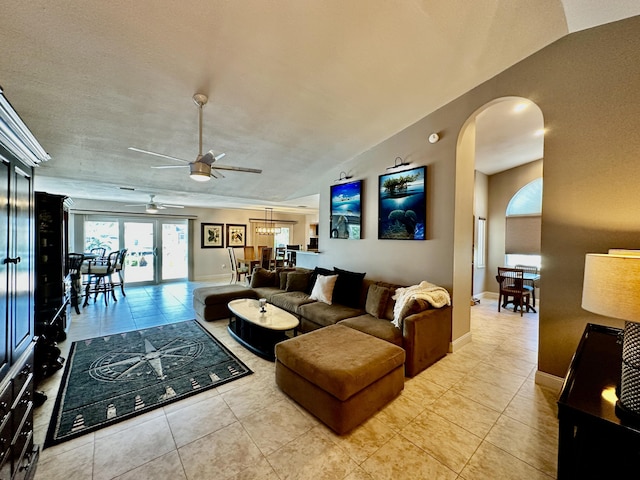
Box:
[505,215,541,255]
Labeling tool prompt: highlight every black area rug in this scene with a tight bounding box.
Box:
[45,320,252,448]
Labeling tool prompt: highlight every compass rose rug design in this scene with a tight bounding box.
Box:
[44,320,252,448]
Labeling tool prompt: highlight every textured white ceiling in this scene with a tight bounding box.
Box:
[1,1,638,213]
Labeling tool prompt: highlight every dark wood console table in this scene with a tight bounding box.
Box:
[557,323,640,478]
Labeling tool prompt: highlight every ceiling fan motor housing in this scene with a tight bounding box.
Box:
[190,161,211,181]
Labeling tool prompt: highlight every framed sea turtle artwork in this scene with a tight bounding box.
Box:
[378,166,426,240]
[330,180,362,239]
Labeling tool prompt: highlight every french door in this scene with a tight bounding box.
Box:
[83,217,188,285]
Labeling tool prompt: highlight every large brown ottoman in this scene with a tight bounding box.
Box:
[192,284,256,321]
[275,324,405,434]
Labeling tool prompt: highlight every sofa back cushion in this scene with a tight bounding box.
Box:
[251,268,278,288]
[285,271,311,292]
[332,267,366,308]
[365,284,391,319]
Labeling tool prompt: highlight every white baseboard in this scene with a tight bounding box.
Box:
[534,370,563,394]
[450,331,472,352]
[193,274,233,283]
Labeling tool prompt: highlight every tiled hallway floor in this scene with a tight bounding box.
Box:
[33,282,559,479]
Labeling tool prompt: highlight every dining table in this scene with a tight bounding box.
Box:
[237,257,261,273]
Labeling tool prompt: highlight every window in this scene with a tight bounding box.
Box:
[505,178,542,267]
[476,217,486,268]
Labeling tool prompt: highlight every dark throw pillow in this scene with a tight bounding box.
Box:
[332,267,366,308]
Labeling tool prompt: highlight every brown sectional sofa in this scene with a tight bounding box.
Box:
[192,266,452,377]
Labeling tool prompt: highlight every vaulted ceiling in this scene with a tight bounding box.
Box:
[1,1,638,213]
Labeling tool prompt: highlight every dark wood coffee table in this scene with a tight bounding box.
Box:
[227,299,299,361]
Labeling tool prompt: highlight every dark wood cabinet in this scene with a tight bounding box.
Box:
[34,192,71,337]
[0,89,47,479]
[557,323,640,478]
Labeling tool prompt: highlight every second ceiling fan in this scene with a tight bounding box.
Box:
[129,93,262,182]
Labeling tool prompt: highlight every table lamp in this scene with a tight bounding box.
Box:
[582,251,640,419]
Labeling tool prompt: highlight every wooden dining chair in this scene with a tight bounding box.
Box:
[515,264,539,308]
[496,267,532,316]
[260,247,274,270]
[243,246,255,261]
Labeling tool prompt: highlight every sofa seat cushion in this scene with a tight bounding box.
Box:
[339,315,403,347]
[252,286,285,302]
[270,291,315,313]
[193,285,255,305]
[297,301,365,328]
[275,324,405,401]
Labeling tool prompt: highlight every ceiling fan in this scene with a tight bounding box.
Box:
[128,93,262,182]
[126,194,185,214]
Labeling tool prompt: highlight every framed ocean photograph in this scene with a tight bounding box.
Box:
[330,180,362,239]
[378,166,426,240]
[201,223,224,248]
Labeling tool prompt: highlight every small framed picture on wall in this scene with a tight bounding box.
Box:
[226,224,247,247]
[201,223,224,248]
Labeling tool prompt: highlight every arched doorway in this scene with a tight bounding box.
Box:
[452,97,544,349]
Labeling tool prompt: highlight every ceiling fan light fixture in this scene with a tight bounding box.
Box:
[189,162,211,182]
[146,204,159,213]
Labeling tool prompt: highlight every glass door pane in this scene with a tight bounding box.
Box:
[84,220,119,253]
[124,221,155,283]
[161,222,187,280]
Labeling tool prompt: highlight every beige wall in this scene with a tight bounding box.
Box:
[317,15,640,376]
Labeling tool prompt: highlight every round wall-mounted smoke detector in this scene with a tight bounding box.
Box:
[428,133,440,144]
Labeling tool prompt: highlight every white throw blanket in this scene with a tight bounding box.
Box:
[392,281,451,329]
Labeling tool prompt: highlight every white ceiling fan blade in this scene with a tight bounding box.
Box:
[162,204,185,208]
[150,165,190,169]
[128,147,190,164]
[211,169,225,179]
[125,203,146,207]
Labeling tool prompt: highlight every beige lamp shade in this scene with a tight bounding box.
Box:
[582,253,640,322]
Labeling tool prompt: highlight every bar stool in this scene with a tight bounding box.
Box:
[83,250,119,306]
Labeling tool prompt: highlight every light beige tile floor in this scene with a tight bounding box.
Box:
[33,283,559,479]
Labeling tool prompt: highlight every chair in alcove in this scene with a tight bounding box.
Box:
[515,264,539,308]
[496,267,532,316]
